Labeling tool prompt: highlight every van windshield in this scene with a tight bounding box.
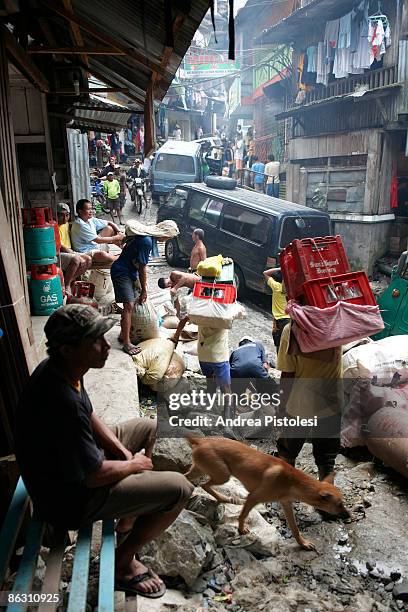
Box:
[155,154,195,174]
[280,216,330,248]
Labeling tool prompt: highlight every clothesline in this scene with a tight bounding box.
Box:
[299,0,391,88]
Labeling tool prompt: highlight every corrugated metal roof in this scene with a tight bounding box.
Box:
[28,0,210,105]
[69,0,210,100]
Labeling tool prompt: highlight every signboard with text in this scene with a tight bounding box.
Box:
[181,51,240,79]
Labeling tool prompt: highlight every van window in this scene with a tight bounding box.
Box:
[189,192,210,223]
[166,193,184,210]
[203,199,223,227]
[221,204,269,244]
[155,154,195,174]
[280,216,330,248]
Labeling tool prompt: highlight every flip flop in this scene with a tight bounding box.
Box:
[122,344,142,356]
[115,569,166,599]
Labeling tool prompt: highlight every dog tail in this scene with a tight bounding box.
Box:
[185,436,203,447]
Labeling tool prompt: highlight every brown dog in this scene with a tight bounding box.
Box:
[185,437,350,551]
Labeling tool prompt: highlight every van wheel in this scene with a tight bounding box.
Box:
[165,238,181,265]
[234,265,246,299]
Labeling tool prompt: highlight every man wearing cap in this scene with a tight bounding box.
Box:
[57,203,92,294]
[15,304,193,598]
[103,171,123,225]
[71,198,124,264]
[229,337,272,395]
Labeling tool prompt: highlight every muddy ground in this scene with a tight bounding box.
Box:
[128,198,408,611]
[29,194,403,611]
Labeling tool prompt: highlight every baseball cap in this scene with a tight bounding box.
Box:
[239,336,256,345]
[44,304,117,348]
[107,171,114,176]
[57,202,70,214]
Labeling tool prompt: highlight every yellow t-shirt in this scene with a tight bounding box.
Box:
[59,222,72,249]
[197,327,229,363]
[277,323,343,418]
[267,277,288,320]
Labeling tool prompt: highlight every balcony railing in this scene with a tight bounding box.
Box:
[300,65,398,106]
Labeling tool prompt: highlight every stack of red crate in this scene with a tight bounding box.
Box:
[280,235,376,308]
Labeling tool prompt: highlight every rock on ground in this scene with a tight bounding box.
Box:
[136,589,203,612]
[152,438,192,473]
[141,510,216,586]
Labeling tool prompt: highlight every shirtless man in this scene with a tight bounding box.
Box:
[189,228,207,272]
[158,271,199,319]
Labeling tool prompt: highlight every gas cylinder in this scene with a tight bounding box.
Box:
[56,265,65,297]
[23,207,57,264]
[30,263,63,315]
[67,281,98,309]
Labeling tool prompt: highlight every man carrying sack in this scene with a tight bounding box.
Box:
[111,220,179,356]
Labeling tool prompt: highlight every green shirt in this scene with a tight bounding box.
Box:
[103,179,120,200]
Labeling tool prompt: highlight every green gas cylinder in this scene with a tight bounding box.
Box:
[30,264,63,315]
[23,208,57,264]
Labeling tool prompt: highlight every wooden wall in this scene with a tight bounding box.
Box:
[0,39,38,455]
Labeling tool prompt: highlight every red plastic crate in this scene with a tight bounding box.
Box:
[302,271,376,308]
[193,281,237,304]
[280,235,351,300]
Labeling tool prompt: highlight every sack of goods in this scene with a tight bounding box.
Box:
[343,335,408,385]
[197,255,234,282]
[187,280,245,328]
[286,299,384,353]
[130,298,159,343]
[88,269,113,301]
[132,338,184,391]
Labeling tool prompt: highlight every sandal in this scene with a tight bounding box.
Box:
[122,344,142,356]
[115,568,166,599]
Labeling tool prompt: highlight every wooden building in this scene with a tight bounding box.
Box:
[0,0,211,460]
[259,0,408,272]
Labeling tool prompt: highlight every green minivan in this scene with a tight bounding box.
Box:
[157,182,332,297]
[374,251,408,339]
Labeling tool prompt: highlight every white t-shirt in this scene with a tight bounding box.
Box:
[264,161,280,184]
[235,139,244,161]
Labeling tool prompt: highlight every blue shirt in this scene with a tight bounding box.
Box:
[230,341,266,378]
[252,162,265,185]
[70,217,108,253]
[111,236,152,280]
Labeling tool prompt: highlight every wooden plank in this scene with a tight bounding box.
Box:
[29,47,125,55]
[62,0,89,66]
[98,520,115,612]
[66,525,92,612]
[14,135,46,144]
[41,0,169,78]
[8,520,45,612]
[26,88,44,134]
[2,27,49,92]
[38,529,67,612]
[0,478,29,586]
[53,88,129,94]
[11,89,30,135]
